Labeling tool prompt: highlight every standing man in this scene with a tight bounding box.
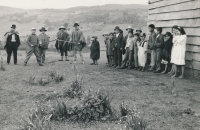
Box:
[24,28,43,66]
[57,26,70,61]
[71,23,85,64]
[148,24,157,71]
[38,27,50,63]
[136,28,142,35]
[4,24,21,65]
[124,26,134,68]
[113,26,123,69]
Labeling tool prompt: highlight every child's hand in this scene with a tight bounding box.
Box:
[31,45,34,47]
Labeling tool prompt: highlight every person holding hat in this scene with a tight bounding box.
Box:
[71,23,85,64]
[148,24,157,71]
[4,24,21,65]
[161,32,173,74]
[90,36,100,65]
[103,33,110,64]
[57,26,70,61]
[113,26,124,69]
[24,28,43,66]
[38,27,50,63]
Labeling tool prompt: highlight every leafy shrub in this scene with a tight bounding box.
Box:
[49,89,114,123]
[63,79,83,99]
[0,56,5,71]
[21,103,53,130]
[54,73,64,83]
[49,71,56,79]
[124,112,147,130]
[120,101,131,117]
[24,74,36,85]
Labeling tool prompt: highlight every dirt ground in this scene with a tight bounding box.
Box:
[0,50,200,130]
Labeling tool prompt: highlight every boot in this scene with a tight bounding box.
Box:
[65,56,69,61]
[141,67,145,72]
[58,56,63,61]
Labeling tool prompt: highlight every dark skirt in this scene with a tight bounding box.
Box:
[162,39,172,62]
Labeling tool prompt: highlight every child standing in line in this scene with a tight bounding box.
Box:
[24,28,43,66]
[120,31,136,69]
[108,32,115,67]
[137,33,148,72]
[90,36,100,65]
[161,32,173,74]
[133,33,140,70]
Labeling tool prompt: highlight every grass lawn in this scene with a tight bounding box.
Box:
[0,50,200,130]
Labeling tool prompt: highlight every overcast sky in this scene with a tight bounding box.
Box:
[0,0,147,9]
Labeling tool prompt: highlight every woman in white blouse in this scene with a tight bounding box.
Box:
[171,26,187,78]
[137,33,148,72]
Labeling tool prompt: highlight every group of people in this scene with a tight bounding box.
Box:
[101,24,187,78]
[4,23,86,66]
[4,23,187,78]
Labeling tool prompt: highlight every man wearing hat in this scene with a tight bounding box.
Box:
[4,24,21,65]
[113,26,123,68]
[70,23,85,64]
[38,27,50,63]
[24,28,43,66]
[123,26,134,68]
[57,26,70,61]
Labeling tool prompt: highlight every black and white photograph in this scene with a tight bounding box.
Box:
[0,0,200,129]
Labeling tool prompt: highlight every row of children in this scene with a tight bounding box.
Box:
[102,24,187,78]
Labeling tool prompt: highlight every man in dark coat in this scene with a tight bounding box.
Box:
[4,24,21,65]
[57,26,70,61]
[113,26,123,69]
[90,36,100,65]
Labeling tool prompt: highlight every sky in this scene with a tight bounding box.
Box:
[0,0,147,9]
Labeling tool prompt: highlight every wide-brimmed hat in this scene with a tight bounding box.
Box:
[136,28,142,32]
[73,23,79,27]
[91,36,98,39]
[31,27,36,30]
[59,26,66,30]
[102,32,109,36]
[11,24,16,29]
[126,26,133,31]
[114,26,120,31]
[40,27,47,32]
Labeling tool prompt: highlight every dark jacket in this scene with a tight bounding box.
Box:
[155,34,164,50]
[4,33,21,50]
[38,33,50,49]
[90,40,100,60]
[148,31,157,50]
[114,33,123,49]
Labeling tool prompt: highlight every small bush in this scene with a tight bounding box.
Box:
[49,71,56,79]
[63,79,83,99]
[49,89,114,123]
[21,103,53,130]
[54,73,64,83]
[24,75,36,85]
[37,77,51,86]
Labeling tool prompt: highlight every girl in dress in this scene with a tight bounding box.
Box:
[137,33,148,72]
[90,36,100,65]
[161,32,173,74]
[171,26,187,78]
[168,25,178,76]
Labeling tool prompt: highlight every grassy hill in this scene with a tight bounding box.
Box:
[0,4,147,49]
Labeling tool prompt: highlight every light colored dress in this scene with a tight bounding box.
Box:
[171,35,187,65]
[138,40,148,67]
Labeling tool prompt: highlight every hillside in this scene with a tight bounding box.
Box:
[0,4,147,43]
